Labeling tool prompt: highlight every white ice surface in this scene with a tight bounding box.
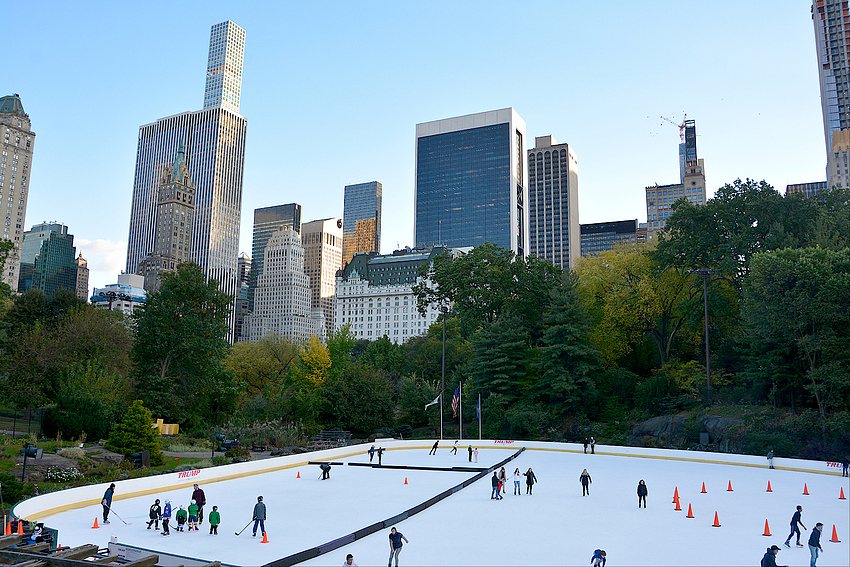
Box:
[15,442,850,566]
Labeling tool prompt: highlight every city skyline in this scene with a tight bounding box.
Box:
[8,1,827,295]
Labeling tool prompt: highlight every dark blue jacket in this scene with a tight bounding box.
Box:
[809,527,822,548]
[760,550,777,567]
[491,473,499,487]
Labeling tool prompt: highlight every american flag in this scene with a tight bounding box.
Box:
[451,384,460,418]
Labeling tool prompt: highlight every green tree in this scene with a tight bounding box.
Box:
[321,363,394,434]
[743,247,850,433]
[397,374,439,428]
[105,400,164,465]
[535,272,602,415]
[225,335,298,402]
[470,316,531,404]
[327,323,356,378]
[131,263,235,425]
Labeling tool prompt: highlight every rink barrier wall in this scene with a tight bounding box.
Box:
[260,447,526,567]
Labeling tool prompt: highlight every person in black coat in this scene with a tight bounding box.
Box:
[761,545,787,567]
[490,472,502,500]
[523,468,537,495]
[146,499,162,529]
[637,480,647,508]
[808,523,824,566]
[579,469,592,496]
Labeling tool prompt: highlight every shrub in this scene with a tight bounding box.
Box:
[219,419,307,448]
[45,466,83,483]
[43,396,116,441]
[57,447,85,459]
[0,473,26,505]
[105,400,163,465]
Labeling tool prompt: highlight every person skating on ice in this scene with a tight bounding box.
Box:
[252,495,266,537]
[512,468,522,495]
[161,500,172,535]
[580,469,592,495]
[583,438,589,454]
[499,467,507,494]
[590,548,606,566]
[637,480,647,508]
[473,447,478,462]
[784,505,806,547]
[343,553,358,566]
[808,522,824,566]
[188,499,199,531]
[208,505,220,535]
[377,447,384,465]
[175,505,188,531]
[590,437,596,454]
[387,527,408,567]
[146,498,162,530]
[451,440,458,455]
[490,471,502,499]
[368,445,375,463]
[761,545,787,567]
[767,448,775,469]
[101,483,115,524]
[429,441,439,455]
[192,483,206,524]
[468,445,473,462]
[523,467,537,494]
[320,462,332,480]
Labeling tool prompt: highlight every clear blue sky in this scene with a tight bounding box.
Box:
[7,0,825,294]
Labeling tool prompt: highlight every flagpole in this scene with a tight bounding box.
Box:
[439,391,443,441]
[459,381,463,441]
[478,393,482,441]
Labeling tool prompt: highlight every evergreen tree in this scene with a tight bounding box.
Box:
[470,316,531,404]
[105,400,164,465]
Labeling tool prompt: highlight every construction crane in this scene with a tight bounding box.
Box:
[660,113,687,142]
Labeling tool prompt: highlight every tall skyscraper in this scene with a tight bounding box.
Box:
[126,21,247,339]
[138,142,196,292]
[302,218,343,337]
[234,252,251,342]
[527,135,579,270]
[0,94,35,292]
[244,227,322,342]
[415,108,527,256]
[18,222,79,298]
[814,0,850,188]
[75,252,89,300]
[645,120,706,239]
[342,181,382,267]
[247,203,301,315]
[204,21,246,114]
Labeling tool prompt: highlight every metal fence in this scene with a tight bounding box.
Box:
[0,407,46,438]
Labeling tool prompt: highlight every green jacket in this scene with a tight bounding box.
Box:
[188,504,199,517]
[176,509,188,523]
[208,510,221,526]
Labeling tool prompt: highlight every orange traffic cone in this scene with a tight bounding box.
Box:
[404,477,408,485]
[261,531,269,544]
[830,524,841,543]
[16,521,23,535]
[701,482,707,493]
[727,480,733,491]
[686,504,694,518]
[296,471,300,478]
[712,511,721,527]
[840,487,845,500]
[803,483,809,495]
[92,518,99,529]
[674,498,681,511]
[672,487,679,503]
[763,519,771,536]
[766,481,772,492]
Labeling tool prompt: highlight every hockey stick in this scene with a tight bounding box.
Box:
[107,507,132,525]
[235,520,253,536]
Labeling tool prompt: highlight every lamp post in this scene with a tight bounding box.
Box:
[687,268,715,403]
[440,306,449,440]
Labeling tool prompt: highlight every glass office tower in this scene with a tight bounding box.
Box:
[342,181,382,267]
[414,108,527,256]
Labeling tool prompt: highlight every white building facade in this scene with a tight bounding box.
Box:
[244,228,323,342]
[91,273,147,316]
[302,218,343,338]
[334,247,446,344]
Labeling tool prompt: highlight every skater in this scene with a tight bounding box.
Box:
[590,549,606,567]
[101,483,115,524]
[637,480,647,508]
[451,440,458,455]
[161,500,171,535]
[252,495,266,537]
[175,505,188,532]
[146,498,162,530]
[368,445,376,463]
[590,437,596,454]
[320,462,332,480]
[468,445,473,462]
[208,505,220,535]
[192,483,206,524]
[343,553,358,566]
[808,522,823,566]
[188,499,199,531]
[842,457,849,477]
[580,469,592,496]
[523,467,537,495]
[429,441,439,455]
[491,471,501,499]
[761,545,787,567]
[499,467,507,494]
[387,527,408,567]
[473,447,478,462]
[583,438,589,454]
[784,505,806,547]
[767,449,775,469]
[377,446,385,465]
[513,468,522,495]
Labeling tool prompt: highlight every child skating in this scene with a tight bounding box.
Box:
[146,499,161,530]
[208,505,220,535]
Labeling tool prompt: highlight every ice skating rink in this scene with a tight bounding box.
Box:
[11,440,849,566]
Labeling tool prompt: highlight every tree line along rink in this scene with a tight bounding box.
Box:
[10,441,849,567]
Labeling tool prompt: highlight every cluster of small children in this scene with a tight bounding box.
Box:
[145,483,220,536]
